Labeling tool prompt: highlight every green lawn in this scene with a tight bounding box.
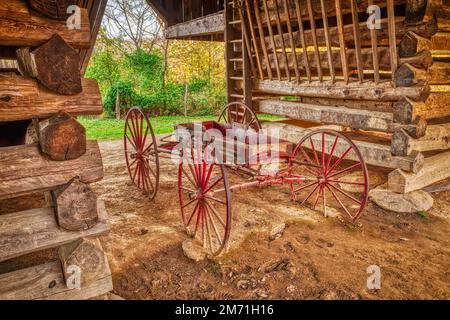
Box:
[79,114,282,140]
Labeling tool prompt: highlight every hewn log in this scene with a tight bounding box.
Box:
[16,34,82,95]
[428,62,450,84]
[299,97,394,113]
[0,140,103,200]
[256,99,394,132]
[0,200,108,263]
[394,63,430,86]
[388,150,450,193]
[398,31,450,56]
[52,178,98,231]
[254,79,430,101]
[0,74,102,121]
[266,16,437,50]
[0,0,90,48]
[166,11,224,39]
[393,94,450,123]
[399,50,434,69]
[25,119,39,144]
[405,0,429,24]
[391,122,450,156]
[28,0,77,20]
[262,121,424,172]
[37,111,86,161]
[59,238,109,288]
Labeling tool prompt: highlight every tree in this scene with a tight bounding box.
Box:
[103,0,164,53]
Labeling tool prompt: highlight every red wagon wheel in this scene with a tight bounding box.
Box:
[217,102,261,132]
[178,146,232,256]
[124,107,160,200]
[288,129,369,221]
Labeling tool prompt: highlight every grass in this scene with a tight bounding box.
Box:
[79,114,283,140]
[416,211,429,219]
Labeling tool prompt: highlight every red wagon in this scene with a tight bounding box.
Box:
[124,102,369,256]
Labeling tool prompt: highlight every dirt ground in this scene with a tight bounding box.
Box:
[1,139,449,300]
[92,140,450,300]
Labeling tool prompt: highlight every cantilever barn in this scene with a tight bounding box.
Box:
[0,0,448,299]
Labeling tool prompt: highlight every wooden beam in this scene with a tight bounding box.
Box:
[0,140,104,200]
[393,94,450,123]
[29,0,76,20]
[254,79,430,101]
[0,74,102,122]
[165,11,224,39]
[262,121,424,173]
[405,0,429,25]
[0,252,112,300]
[391,122,450,156]
[0,0,91,49]
[388,150,450,193]
[0,200,108,262]
[256,99,394,132]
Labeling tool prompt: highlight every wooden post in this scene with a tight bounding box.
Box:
[115,89,121,120]
[184,83,188,117]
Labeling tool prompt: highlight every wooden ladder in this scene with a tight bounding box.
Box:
[225,0,252,108]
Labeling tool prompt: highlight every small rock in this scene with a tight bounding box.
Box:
[269,223,286,240]
[286,285,296,294]
[236,280,249,290]
[399,237,410,241]
[182,239,207,262]
[254,289,268,298]
[369,185,434,213]
[140,228,148,235]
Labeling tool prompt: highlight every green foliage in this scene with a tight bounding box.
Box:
[85,50,121,95]
[416,211,429,219]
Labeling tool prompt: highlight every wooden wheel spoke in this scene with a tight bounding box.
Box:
[325,135,339,173]
[309,137,321,167]
[328,182,362,205]
[325,184,352,218]
[126,132,137,151]
[328,179,365,186]
[181,197,197,209]
[142,161,155,192]
[127,157,138,170]
[187,201,200,227]
[327,162,361,179]
[204,176,223,194]
[205,205,223,247]
[300,183,320,206]
[182,166,198,188]
[323,186,327,216]
[327,145,353,175]
[313,185,323,210]
[204,195,227,206]
[205,200,226,228]
[293,181,318,193]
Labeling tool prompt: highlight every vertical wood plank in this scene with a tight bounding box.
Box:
[369,0,380,83]
[387,0,398,83]
[306,0,322,81]
[262,0,281,80]
[244,0,264,79]
[335,0,348,83]
[283,0,301,82]
[273,0,291,80]
[238,5,257,78]
[254,0,273,80]
[350,0,364,82]
[294,0,311,82]
[319,0,335,82]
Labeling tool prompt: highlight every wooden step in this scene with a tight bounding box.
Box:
[262,121,424,173]
[230,93,245,99]
[229,58,243,62]
[229,39,242,43]
[0,0,91,49]
[0,74,103,121]
[228,20,241,25]
[0,200,109,263]
[0,141,104,201]
[0,244,113,300]
[230,76,244,81]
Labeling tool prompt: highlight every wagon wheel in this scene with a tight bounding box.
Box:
[288,129,369,221]
[124,107,160,200]
[217,102,261,132]
[178,145,232,256]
